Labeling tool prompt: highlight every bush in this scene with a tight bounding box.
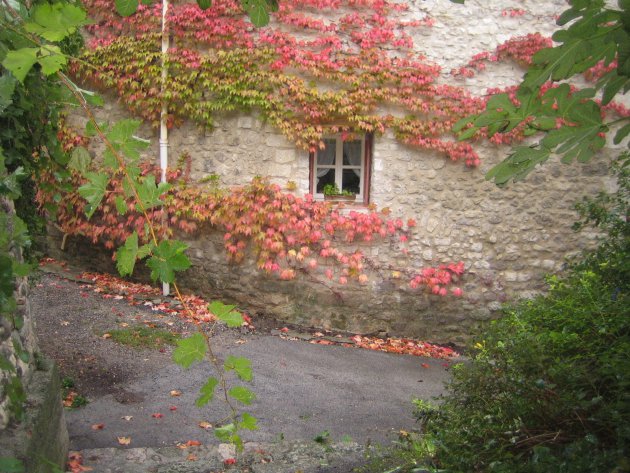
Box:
[405,155,630,473]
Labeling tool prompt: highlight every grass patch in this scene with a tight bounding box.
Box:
[106,325,180,349]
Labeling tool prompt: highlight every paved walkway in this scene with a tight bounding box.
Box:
[31,265,453,472]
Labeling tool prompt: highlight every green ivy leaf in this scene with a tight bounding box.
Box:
[224,355,253,381]
[114,195,128,215]
[241,0,269,27]
[0,355,16,373]
[115,0,139,17]
[37,46,67,76]
[208,300,243,327]
[11,261,31,278]
[24,3,87,42]
[116,231,138,277]
[0,75,16,114]
[69,147,92,175]
[0,255,15,302]
[195,376,219,407]
[485,146,551,186]
[137,243,153,259]
[239,412,258,430]
[78,172,109,219]
[228,386,255,405]
[172,333,206,368]
[146,240,190,283]
[197,0,212,9]
[0,457,25,473]
[2,48,38,83]
[214,423,237,441]
[136,177,171,210]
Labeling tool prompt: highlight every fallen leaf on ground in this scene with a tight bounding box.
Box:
[102,333,111,339]
[224,458,237,466]
[91,423,105,430]
[152,413,164,419]
[177,440,202,449]
[280,327,289,332]
[198,421,212,430]
[117,436,131,445]
[60,320,70,326]
[67,451,93,472]
[169,405,178,411]
[421,363,429,368]
[121,416,133,421]
[170,390,182,397]
[187,454,198,461]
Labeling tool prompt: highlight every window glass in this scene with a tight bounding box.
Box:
[342,169,361,194]
[316,168,335,193]
[317,139,337,165]
[342,140,362,166]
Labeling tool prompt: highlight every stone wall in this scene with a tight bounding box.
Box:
[59,0,623,343]
[0,197,68,472]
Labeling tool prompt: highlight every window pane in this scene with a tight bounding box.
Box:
[316,168,335,193]
[342,169,361,194]
[317,139,337,165]
[342,140,362,166]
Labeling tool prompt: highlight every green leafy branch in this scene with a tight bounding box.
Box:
[453,0,630,185]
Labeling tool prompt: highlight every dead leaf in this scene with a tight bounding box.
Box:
[121,415,133,421]
[198,421,212,430]
[117,436,131,445]
[102,333,111,339]
[60,320,70,326]
[187,454,198,461]
[152,413,164,419]
[119,322,129,327]
[314,332,324,337]
[186,440,201,447]
[170,390,182,397]
[169,405,177,411]
[91,423,105,430]
[421,363,429,368]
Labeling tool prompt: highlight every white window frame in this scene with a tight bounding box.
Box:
[312,135,366,201]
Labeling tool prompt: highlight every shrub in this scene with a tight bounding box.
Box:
[403,155,630,473]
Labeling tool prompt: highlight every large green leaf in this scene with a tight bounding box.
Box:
[146,240,191,283]
[241,0,270,27]
[68,147,92,175]
[172,333,206,368]
[24,3,87,42]
[2,48,38,83]
[197,0,212,9]
[37,45,67,76]
[196,377,219,407]
[228,386,255,405]
[78,172,109,219]
[224,355,253,381]
[136,177,171,210]
[239,412,258,430]
[116,231,138,277]
[208,300,243,327]
[115,0,139,17]
[485,146,550,186]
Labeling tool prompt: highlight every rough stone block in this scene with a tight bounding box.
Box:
[0,359,68,473]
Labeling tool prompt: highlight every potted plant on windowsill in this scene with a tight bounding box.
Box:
[322,183,357,202]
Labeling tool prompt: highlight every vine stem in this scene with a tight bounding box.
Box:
[56,70,240,421]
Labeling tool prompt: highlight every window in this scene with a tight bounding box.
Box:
[309,134,372,204]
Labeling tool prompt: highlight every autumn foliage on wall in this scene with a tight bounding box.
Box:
[71,0,560,167]
[36,160,465,295]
